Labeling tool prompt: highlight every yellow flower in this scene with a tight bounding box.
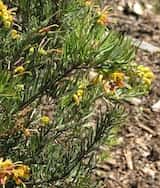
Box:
[137,65,155,85]
[110,71,125,88]
[0,159,13,169]
[111,72,124,81]
[40,115,50,125]
[73,87,84,105]
[10,29,20,40]
[38,48,48,56]
[0,158,30,186]
[14,66,25,74]
[143,77,152,85]
[0,1,13,28]
[73,94,80,105]
[145,72,155,79]
[0,1,5,9]
[97,14,107,25]
[76,89,84,97]
[13,165,30,179]
[0,158,14,185]
[97,7,108,25]
[0,158,13,185]
[102,71,125,95]
[12,165,30,185]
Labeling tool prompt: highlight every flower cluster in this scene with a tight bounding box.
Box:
[84,0,109,25]
[75,65,155,104]
[73,86,85,105]
[137,65,155,86]
[0,0,13,28]
[89,70,125,94]
[10,29,20,40]
[110,72,125,88]
[40,115,50,125]
[14,66,25,74]
[0,158,30,186]
[102,72,125,94]
[72,70,125,105]
[97,8,109,25]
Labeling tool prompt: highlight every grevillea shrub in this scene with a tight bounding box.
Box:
[0,0,154,187]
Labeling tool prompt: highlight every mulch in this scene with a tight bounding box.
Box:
[94,1,160,187]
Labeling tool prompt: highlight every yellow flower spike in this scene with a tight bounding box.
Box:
[73,85,85,105]
[10,29,20,40]
[77,89,84,97]
[38,48,48,56]
[40,115,50,125]
[73,94,80,105]
[14,66,25,74]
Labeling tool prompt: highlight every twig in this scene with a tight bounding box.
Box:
[135,117,156,136]
[124,149,133,170]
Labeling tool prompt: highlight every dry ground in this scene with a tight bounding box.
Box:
[95,1,160,187]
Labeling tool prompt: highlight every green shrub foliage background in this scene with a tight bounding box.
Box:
[0,0,154,187]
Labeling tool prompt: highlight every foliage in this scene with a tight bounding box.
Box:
[0,0,154,187]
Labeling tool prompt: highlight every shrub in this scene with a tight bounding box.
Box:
[0,0,154,187]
